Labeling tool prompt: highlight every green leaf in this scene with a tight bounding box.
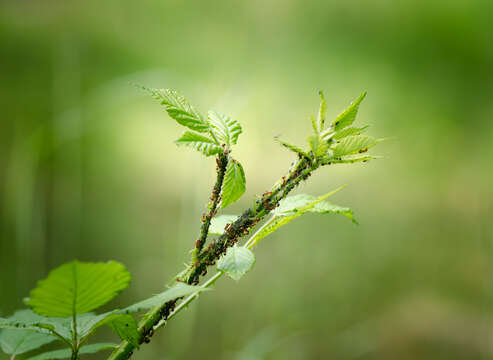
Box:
[220,159,246,209]
[333,126,369,140]
[307,135,328,157]
[0,311,57,356]
[275,138,311,160]
[332,92,366,131]
[248,188,343,247]
[175,131,223,156]
[145,87,209,133]
[209,215,238,235]
[76,311,121,340]
[315,202,358,224]
[217,246,256,281]
[332,135,377,157]
[108,315,139,347]
[25,261,131,318]
[317,90,327,132]
[310,115,318,135]
[207,110,242,146]
[26,343,116,360]
[123,283,206,313]
[275,194,357,224]
[0,311,72,341]
[327,154,379,164]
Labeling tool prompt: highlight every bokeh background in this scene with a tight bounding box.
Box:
[1,0,493,359]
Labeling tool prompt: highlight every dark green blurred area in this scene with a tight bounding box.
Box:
[1,0,493,359]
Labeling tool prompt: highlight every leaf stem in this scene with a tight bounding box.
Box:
[71,263,79,360]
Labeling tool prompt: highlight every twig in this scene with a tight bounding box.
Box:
[107,156,319,360]
[192,153,228,261]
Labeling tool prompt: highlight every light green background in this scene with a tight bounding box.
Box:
[1,1,492,359]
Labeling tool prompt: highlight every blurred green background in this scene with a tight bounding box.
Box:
[1,0,493,359]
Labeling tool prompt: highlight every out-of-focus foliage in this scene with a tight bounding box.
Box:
[0,0,492,359]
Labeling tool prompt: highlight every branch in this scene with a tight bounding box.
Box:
[192,152,228,261]
[107,156,318,360]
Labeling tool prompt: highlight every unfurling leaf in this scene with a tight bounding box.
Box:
[123,283,206,313]
[332,92,366,131]
[329,154,378,164]
[307,135,328,157]
[311,115,318,135]
[333,126,369,140]
[0,311,57,356]
[332,135,377,157]
[275,138,311,159]
[217,246,255,280]
[175,131,223,156]
[26,343,116,360]
[220,160,246,209]
[248,188,345,247]
[275,194,358,224]
[207,110,242,146]
[317,90,327,132]
[209,215,238,235]
[25,261,131,318]
[145,87,209,133]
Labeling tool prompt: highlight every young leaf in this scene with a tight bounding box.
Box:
[317,90,327,132]
[0,311,57,356]
[25,261,131,318]
[275,138,311,160]
[26,343,116,360]
[327,154,379,164]
[217,246,256,281]
[207,110,242,147]
[175,131,223,156]
[108,315,139,347]
[275,194,357,224]
[123,283,207,313]
[315,202,358,224]
[249,188,344,247]
[145,87,209,133]
[332,92,366,131]
[332,135,377,157]
[310,115,318,135]
[220,159,246,209]
[333,126,369,140]
[209,215,238,235]
[307,135,328,157]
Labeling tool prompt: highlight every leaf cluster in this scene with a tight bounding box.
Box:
[144,86,246,208]
[277,91,383,165]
